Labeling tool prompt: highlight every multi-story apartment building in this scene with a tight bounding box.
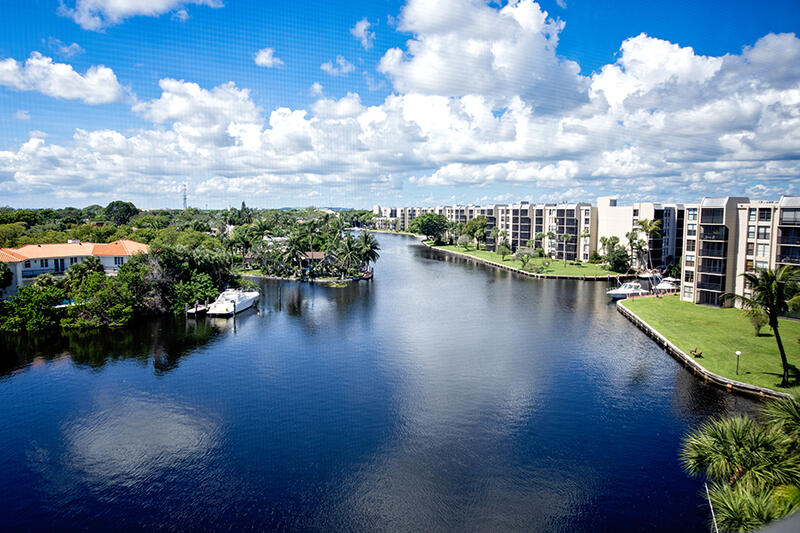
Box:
[540,203,595,262]
[680,197,749,306]
[596,197,685,269]
[776,196,800,269]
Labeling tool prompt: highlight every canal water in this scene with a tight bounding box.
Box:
[0,233,758,531]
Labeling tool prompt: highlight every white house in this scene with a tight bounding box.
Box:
[0,239,149,300]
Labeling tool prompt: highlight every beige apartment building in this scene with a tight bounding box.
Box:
[680,196,799,307]
[596,197,685,269]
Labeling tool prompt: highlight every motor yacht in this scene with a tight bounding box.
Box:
[206,289,260,316]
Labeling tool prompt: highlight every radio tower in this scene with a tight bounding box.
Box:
[182,182,188,209]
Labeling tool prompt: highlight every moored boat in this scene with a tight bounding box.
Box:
[206,289,260,316]
[606,281,650,300]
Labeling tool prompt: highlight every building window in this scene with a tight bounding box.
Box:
[687,223,697,237]
[114,256,125,266]
[687,208,697,221]
[684,271,694,282]
[756,243,769,257]
[24,260,31,268]
[633,209,639,217]
[686,240,696,252]
[748,225,756,239]
[758,208,771,222]
[683,286,694,299]
[756,260,768,270]
[757,226,770,240]
[41,259,49,267]
[748,208,757,222]
[70,257,78,265]
[685,254,695,267]
[745,259,754,271]
[746,242,754,255]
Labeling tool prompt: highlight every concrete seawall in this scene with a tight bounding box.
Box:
[424,242,632,281]
[617,299,791,400]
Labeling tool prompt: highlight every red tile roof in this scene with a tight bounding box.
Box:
[0,240,149,262]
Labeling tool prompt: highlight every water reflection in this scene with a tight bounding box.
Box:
[0,233,763,531]
[0,317,219,377]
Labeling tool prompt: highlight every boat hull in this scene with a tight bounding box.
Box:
[206,292,259,316]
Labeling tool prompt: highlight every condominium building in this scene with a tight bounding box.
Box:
[0,239,150,300]
[680,197,750,306]
[596,197,685,269]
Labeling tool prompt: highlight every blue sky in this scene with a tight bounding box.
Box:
[1,0,799,209]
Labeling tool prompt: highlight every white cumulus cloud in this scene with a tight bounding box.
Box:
[321,55,355,76]
[350,18,375,49]
[0,52,124,104]
[58,0,223,31]
[254,47,283,67]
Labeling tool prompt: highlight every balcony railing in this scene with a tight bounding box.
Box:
[697,281,724,291]
[778,236,800,245]
[777,255,800,265]
[21,268,55,278]
[699,265,725,274]
[699,231,727,241]
[700,247,726,258]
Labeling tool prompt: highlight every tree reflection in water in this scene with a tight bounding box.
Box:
[0,317,219,377]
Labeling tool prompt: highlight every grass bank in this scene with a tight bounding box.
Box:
[431,243,624,277]
[622,295,800,395]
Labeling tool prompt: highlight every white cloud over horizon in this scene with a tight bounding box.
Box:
[1,0,799,206]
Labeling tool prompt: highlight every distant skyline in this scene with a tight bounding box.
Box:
[1,0,799,209]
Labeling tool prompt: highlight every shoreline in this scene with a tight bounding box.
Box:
[241,272,364,284]
[617,298,791,400]
[422,240,632,281]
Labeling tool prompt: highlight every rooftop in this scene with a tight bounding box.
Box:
[0,240,150,262]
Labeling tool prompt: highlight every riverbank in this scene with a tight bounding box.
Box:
[424,242,629,280]
[239,271,365,284]
[618,295,798,398]
[353,228,422,237]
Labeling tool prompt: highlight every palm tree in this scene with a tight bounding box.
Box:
[681,396,800,531]
[545,231,556,258]
[357,230,380,269]
[625,229,639,268]
[253,218,273,240]
[337,233,360,278]
[489,226,500,251]
[723,266,800,388]
[558,233,572,267]
[635,218,662,271]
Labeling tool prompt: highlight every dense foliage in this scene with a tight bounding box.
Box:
[682,395,800,532]
[409,213,448,242]
[0,202,380,331]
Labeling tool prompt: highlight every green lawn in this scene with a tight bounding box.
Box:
[622,295,800,394]
[432,243,623,276]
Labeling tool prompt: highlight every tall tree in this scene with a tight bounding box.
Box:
[723,266,800,388]
[357,231,381,268]
[635,218,662,271]
[104,200,139,225]
[559,233,572,267]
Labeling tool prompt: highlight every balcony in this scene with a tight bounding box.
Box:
[778,235,800,245]
[700,247,726,258]
[697,281,724,291]
[21,268,55,278]
[698,265,725,274]
[699,231,727,241]
[777,255,800,265]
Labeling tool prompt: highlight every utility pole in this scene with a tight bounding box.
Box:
[182,182,188,210]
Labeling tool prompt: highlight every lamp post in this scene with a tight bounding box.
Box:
[735,350,742,375]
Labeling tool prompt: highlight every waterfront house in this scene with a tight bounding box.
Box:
[0,239,149,300]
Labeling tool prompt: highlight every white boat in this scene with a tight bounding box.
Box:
[654,277,680,291]
[607,281,650,300]
[206,289,260,316]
